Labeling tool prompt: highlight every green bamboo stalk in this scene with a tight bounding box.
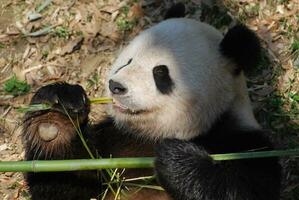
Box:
[16,97,113,113]
[211,149,299,160]
[0,158,154,172]
[0,149,299,172]
[89,97,113,104]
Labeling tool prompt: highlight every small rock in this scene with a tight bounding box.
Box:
[4,172,14,177]
[0,144,8,151]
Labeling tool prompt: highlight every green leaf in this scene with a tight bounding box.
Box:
[3,75,31,96]
[292,94,299,102]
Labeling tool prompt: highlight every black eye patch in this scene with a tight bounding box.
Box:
[153,65,174,94]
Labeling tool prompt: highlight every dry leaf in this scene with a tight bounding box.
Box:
[60,37,84,55]
[129,3,144,18]
[100,21,120,41]
[100,4,120,13]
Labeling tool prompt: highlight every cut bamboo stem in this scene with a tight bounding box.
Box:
[89,97,113,104]
[16,97,113,113]
[0,149,298,172]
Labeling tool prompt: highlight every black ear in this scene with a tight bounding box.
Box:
[164,3,186,19]
[220,24,261,74]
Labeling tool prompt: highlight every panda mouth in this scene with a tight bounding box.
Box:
[113,103,145,115]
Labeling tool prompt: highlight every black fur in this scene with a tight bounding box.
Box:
[220,25,261,74]
[23,83,100,199]
[155,113,281,200]
[30,82,90,121]
[153,65,174,94]
[164,3,186,19]
[26,171,100,200]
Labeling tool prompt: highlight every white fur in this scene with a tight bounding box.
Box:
[106,18,258,140]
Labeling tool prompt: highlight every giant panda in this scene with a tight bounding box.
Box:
[22,4,281,200]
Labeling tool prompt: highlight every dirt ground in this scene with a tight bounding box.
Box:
[0,0,298,199]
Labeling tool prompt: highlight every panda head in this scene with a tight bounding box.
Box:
[107,18,261,140]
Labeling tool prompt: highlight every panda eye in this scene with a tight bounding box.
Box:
[153,65,169,76]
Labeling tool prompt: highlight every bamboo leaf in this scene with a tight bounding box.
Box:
[36,0,52,13]
[26,25,55,37]
[16,104,52,113]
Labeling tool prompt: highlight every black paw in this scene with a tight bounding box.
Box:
[30,82,90,119]
[23,83,90,160]
[154,139,213,199]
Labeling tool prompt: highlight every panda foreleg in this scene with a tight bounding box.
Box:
[155,137,281,200]
[22,83,101,199]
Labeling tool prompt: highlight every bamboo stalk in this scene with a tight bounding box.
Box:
[16,97,113,113]
[89,97,113,104]
[0,158,154,172]
[0,149,298,172]
[211,149,299,160]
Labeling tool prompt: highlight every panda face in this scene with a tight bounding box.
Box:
[107,40,180,118]
[106,18,258,140]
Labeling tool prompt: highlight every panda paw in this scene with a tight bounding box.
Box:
[23,82,90,160]
[154,139,214,199]
[29,82,90,120]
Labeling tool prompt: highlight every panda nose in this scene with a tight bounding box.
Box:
[109,80,127,95]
